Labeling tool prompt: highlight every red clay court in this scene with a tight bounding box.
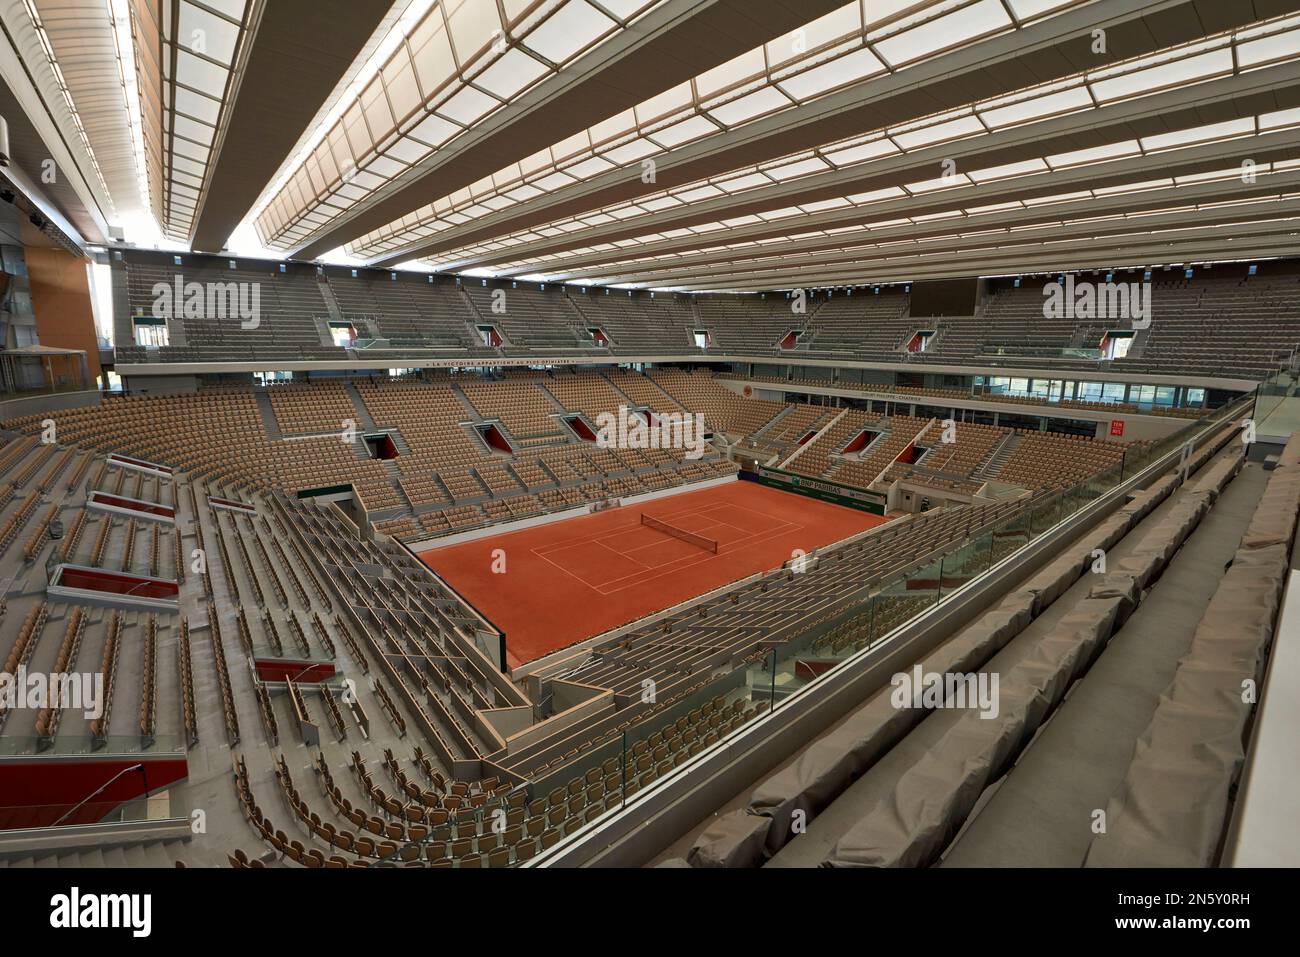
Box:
[417,480,886,668]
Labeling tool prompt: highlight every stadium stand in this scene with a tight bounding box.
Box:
[2,0,1299,898]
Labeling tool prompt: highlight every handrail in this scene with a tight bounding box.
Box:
[51,762,148,828]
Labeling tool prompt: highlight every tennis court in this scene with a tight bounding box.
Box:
[417,480,886,668]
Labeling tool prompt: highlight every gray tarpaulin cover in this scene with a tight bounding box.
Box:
[687,810,772,868]
[1086,439,1299,868]
[826,596,1125,867]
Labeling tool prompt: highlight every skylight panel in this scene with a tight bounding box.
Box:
[601,137,658,164]
[765,157,830,180]
[1046,140,1140,169]
[891,114,984,150]
[676,185,725,202]
[967,158,1049,182]
[1090,49,1233,103]
[1022,190,1092,206]
[979,86,1092,128]
[436,85,499,124]
[777,46,886,100]
[801,197,852,212]
[175,49,228,95]
[565,156,617,178]
[639,196,681,212]
[1094,178,1174,196]
[1262,107,1300,132]
[522,1,616,62]
[872,0,1011,67]
[708,86,794,127]
[474,47,550,97]
[824,138,898,166]
[386,136,433,164]
[178,2,240,64]
[1237,28,1300,69]
[965,201,1024,214]
[648,114,717,147]
[717,172,773,192]
[1139,117,1255,153]
[1007,0,1081,20]
[696,48,767,98]
[406,112,459,146]
[847,186,907,204]
[907,174,968,193]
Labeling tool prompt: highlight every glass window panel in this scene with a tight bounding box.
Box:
[873,0,1011,66]
[648,114,716,147]
[411,17,457,99]
[1090,49,1233,103]
[589,109,636,144]
[383,52,423,120]
[1046,140,1140,169]
[967,157,1048,182]
[475,47,549,97]
[825,137,897,166]
[601,137,658,163]
[361,77,394,140]
[523,1,616,62]
[767,4,862,68]
[979,86,1092,128]
[437,85,498,124]
[635,83,693,126]
[385,136,431,165]
[173,114,214,146]
[446,0,504,66]
[709,85,792,126]
[178,3,240,64]
[173,86,220,124]
[696,48,766,98]
[407,112,459,146]
[892,114,984,149]
[778,46,885,100]
[1237,28,1300,68]
[175,49,228,95]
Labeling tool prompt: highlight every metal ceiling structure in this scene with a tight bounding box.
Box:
[6,0,1300,293]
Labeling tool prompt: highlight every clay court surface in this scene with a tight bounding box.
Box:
[417,480,886,668]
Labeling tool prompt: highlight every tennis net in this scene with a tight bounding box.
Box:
[641,513,718,553]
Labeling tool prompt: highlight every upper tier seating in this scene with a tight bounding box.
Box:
[116,254,1299,379]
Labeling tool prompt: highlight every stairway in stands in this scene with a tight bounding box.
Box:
[342,382,379,432]
[749,404,797,442]
[0,837,190,868]
[252,390,284,440]
[974,432,1021,479]
[314,276,346,346]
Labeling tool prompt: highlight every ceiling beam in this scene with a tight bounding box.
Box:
[544,170,1300,283]
[612,201,1300,288]
[286,0,843,260]
[500,127,1300,285]
[189,0,393,252]
[458,61,1300,274]
[632,220,1300,291]
[367,0,1299,267]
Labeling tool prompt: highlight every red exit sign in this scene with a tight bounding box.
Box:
[1109,420,1125,437]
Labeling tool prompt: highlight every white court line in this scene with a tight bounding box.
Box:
[531,506,807,595]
